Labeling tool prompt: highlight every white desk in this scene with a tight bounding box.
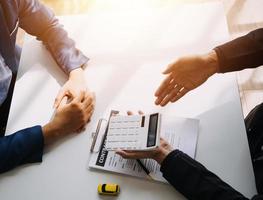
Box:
[0,2,257,199]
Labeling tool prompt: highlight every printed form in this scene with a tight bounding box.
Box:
[88,115,199,183]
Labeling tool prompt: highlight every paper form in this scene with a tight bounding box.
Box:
[88,116,199,183]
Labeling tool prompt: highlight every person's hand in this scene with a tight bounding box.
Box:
[54,68,95,116]
[115,111,173,164]
[116,137,173,164]
[42,91,94,144]
[155,50,219,106]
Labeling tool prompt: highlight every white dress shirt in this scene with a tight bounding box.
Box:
[0,53,12,106]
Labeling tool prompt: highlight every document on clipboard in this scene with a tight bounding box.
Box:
[88,110,199,183]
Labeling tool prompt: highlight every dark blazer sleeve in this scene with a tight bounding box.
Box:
[160,150,262,200]
[214,28,263,73]
[17,0,89,74]
[0,125,44,173]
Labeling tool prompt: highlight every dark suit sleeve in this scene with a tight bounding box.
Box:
[18,0,89,74]
[214,28,263,73]
[160,150,262,200]
[0,125,44,173]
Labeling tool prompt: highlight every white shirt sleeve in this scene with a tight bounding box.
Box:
[0,53,12,105]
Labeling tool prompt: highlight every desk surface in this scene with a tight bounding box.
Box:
[0,2,257,199]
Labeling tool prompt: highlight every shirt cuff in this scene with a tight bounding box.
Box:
[160,149,180,173]
[65,56,89,74]
[213,47,226,73]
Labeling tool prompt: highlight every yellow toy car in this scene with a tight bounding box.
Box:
[98,183,120,195]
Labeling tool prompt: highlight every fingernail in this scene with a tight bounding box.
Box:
[160,102,166,107]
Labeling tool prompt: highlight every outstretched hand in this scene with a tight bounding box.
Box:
[155,50,219,106]
[116,137,173,164]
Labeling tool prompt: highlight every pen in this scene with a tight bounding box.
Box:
[136,159,153,180]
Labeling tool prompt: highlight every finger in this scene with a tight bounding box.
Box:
[160,137,168,144]
[160,85,182,106]
[154,75,173,97]
[138,110,144,115]
[155,80,177,105]
[170,88,188,102]
[162,62,175,74]
[116,150,150,159]
[54,89,67,108]
[77,125,86,133]
[115,150,128,158]
[57,96,68,109]
[80,90,88,103]
[85,102,95,116]
[82,94,93,109]
[68,90,78,100]
[163,58,181,74]
[73,90,85,103]
[86,114,92,123]
[84,103,95,122]
[127,111,134,115]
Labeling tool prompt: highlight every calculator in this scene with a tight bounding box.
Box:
[105,113,161,150]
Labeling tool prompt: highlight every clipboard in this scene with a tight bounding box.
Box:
[88,109,163,181]
[87,111,200,183]
[90,110,119,153]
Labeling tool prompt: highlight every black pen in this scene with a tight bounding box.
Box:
[136,159,153,180]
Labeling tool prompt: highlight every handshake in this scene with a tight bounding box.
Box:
[43,51,219,161]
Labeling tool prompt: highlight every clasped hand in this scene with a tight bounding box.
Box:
[42,68,95,144]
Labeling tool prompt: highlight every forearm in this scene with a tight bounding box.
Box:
[0,126,44,173]
[160,150,250,200]
[214,28,263,73]
[18,0,89,74]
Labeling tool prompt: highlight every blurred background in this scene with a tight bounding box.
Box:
[18,0,263,117]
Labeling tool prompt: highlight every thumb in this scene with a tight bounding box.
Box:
[163,62,176,74]
[57,96,68,109]
[73,90,85,103]
[54,89,66,109]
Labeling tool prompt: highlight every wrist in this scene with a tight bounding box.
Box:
[203,50,219,76]
[42,122,61,145]
[69,68,84,79]
[153,148,172,165]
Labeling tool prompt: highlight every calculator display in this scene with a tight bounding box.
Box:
[147,113,159,147]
